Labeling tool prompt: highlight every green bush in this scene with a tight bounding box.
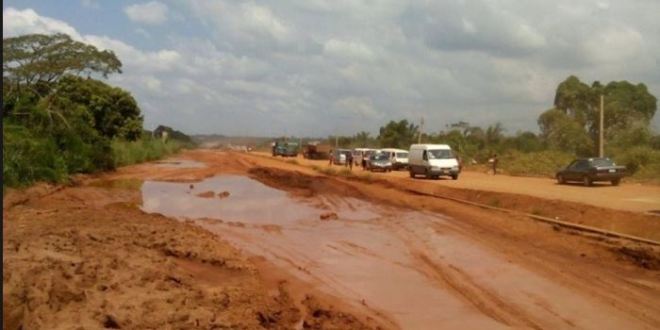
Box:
[611,146,660,180]
[500,150,575,177]
[3,124,68,187]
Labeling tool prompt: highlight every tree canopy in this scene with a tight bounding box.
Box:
[3,33,122,89]
[377,119,418,149]
[540,75,657,155]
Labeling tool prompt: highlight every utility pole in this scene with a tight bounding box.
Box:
[599,94,604,157]
[335,135,338,148]
[418,117,424,144]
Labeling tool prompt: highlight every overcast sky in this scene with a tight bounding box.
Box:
[3,1,659,136]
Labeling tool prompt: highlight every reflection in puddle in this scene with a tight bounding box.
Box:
[154,159,207,168]
[141,175,381,224]
[141,175,320,224]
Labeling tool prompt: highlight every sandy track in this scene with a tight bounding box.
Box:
[4,149,660,329]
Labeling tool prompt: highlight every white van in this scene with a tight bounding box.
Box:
[381,148,409,170]
[408,144,460,180]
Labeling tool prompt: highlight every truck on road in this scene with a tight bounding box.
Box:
[272,141,299,157]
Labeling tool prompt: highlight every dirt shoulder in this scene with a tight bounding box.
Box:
[2,170,384,329]
[251,152,660,242]
[254,152,660,214]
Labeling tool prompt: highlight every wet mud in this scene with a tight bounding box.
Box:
[5,151,660,330]
[140,161,660,330]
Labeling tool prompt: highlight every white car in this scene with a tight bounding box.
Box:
[381,148,409,170]
[408,144,460,180]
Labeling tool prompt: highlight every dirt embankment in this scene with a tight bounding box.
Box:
[3,182,383,330]
[252,152,660,242]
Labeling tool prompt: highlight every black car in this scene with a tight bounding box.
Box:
[556,157,627,186]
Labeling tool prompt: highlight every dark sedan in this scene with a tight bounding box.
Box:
[556,158,627,186]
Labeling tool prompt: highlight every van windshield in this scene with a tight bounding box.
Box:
[427,149,453,159]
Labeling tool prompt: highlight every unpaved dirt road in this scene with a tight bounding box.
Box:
[256,152,660,214]
[4,149,660,330]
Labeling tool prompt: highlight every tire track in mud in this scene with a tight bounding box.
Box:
[415,252,543,329]
[420,212,660,327]
[384,217,543,329]
[218,227,402,329]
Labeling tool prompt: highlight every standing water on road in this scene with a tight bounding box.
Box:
[141,174,650,330]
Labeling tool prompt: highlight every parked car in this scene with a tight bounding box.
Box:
[366,153,392,172]
[362,149,379,169]
[381,148,409,170]
[408,144,460,180]
[556,157,627,186]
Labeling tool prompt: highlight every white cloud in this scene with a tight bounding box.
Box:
[3,8,81,39]
[124,1,168,25]
[3,1,660,135]
[582,26,643,64]
[3,6,181,74]
[240,3,289,40]
[323,39,375,61]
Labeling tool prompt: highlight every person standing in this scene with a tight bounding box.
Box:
[491,153,498,175]
[347,152,353,171]
[329,149,334,166]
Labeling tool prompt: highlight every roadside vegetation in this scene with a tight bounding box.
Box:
[3,33,193,188]
[322,76,659,181]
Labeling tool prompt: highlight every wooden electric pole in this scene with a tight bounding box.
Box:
[418,117,424,144]
[599,94,604,158]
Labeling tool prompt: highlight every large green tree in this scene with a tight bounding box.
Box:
[540,75,657,155]
[538,108,593,155]
[3,33,122,88]
[378,119,418,149]
[52,76,143,140]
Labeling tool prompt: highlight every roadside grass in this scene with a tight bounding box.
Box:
[111,137,186,167]
[500,150,574,178]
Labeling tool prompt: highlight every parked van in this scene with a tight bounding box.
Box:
[332,149,352,165]
[352,148,372,166]
[408,144,460,180]
[381,148,409,170]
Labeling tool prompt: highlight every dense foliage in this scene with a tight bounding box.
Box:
[3,33,189,188]
[327,76,659,180]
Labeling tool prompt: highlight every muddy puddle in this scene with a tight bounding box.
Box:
[141,175,381,224]
[153,159,206,168]
[140,174,648,330]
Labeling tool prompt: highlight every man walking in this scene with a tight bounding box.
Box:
[347,152,353,171]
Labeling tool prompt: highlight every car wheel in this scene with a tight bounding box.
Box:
[452,174,458,180]
[425,169,432,179]
[557,174,565,184]
[582,176,592,187]
[611,178,620,186]
[409,170,415,178]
